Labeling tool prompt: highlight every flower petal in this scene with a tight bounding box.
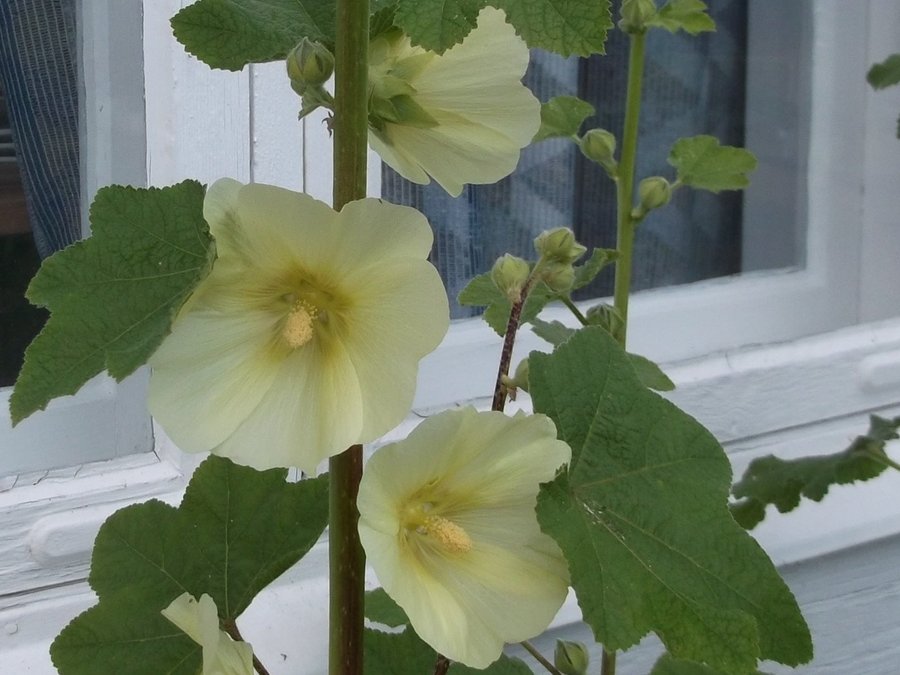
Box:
[161,594,254,675]
[231,186,433,279]
[214,336,364,472]
[368,7,540,196]
[148,309,281,451]
[161,592,205,645]
[340,259,449,440]
[358,408,571,667]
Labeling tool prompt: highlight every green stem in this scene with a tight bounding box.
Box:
[863,450,900,473]
[560,295,589,326]
[333,0,370,210]
[604,29,646,675]
[601,648,616,675]
[612,31,647,348]
[329,0,369,674]
[520,641,563,675]
[432,655,452,675]
[491,294,526,412]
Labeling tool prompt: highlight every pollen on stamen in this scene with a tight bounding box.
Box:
[424,515,473,554]
[282,304,316,348]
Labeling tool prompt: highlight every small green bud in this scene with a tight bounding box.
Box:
[619,0,657,34]
[539,262,576,293]
[580,129,617,174]
[286,39,334,91]
[491,254,531,303]
[534,227,587,265]
[587,303,625,340]
[635,176,672,217]
[554,640,589,675]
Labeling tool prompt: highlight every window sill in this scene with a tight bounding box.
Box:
[2,316,900,670]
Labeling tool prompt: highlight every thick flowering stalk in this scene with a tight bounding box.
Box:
[358,407,571,668]
[161,593,254,675]
[148,179,449,473]
[367,7,541,196]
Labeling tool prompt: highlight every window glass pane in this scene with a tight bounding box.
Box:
[0,0,81,385]
[382,0,810,318]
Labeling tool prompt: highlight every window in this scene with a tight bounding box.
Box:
[382,1,896,412]
[0,1,149,477]
[2,1,900,669]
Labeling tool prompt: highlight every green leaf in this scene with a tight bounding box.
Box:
[449,655,533,674]
[530,327,812,672]
[364,628,437,675]
[647,0,716,35]
[458,273,555,336]
[668,135,757,192]
[371,3,399,39]
[496,0,613,57]
[171,0,336,71]
[730,415,900,529]
[867,53,900,90]
[627,352,675,392]
[394,0,484,53]
[365,588,409,628]
[10,181,214,425]
[650,652,771,675]
[573,247,618,290]
[530,321,673,391]
[52,457,328,675]
[51,593,200,675]
[531,318,577,346]
[363,626,531,674]
[534,96,596,142]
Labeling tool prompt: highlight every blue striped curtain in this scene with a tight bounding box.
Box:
[0,0,81,258]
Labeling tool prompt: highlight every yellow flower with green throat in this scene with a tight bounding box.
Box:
[367,7,541,197]
[358,407,571,668]
[147,179,449,472]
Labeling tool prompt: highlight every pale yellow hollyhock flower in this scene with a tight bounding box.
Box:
[358,407,571,668]
[148,179,449,472]
[367,7,540,197]
[161,593,253,675]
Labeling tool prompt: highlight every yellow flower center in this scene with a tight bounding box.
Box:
[282,302,318,349]
[421,515,473,554]
[403,503,473,554]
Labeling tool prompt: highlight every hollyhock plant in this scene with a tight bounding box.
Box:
[161,593,254,675]
[367,7,541,197]
[148,179,449,472]
[357,407,571,668]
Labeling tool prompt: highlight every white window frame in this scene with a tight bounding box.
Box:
[2,0,900,670]
[0,1,151,476]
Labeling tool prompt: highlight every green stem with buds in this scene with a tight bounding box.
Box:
[329,0,369,673]
[603,27,648,675]
[612,31,647,348]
